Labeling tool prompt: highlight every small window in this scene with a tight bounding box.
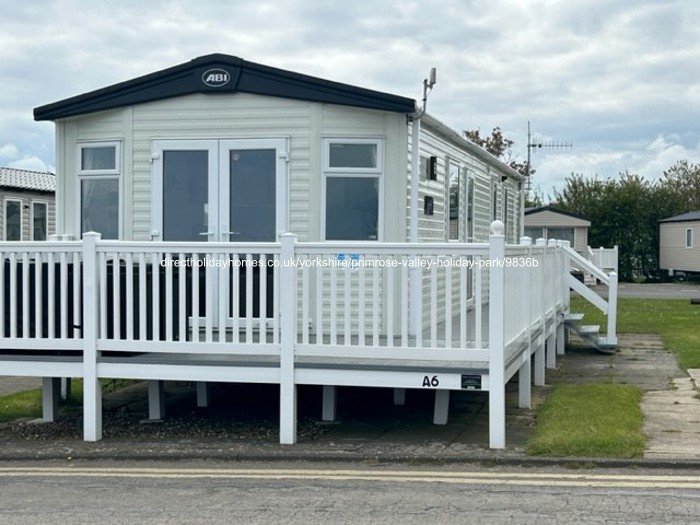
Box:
[325,139,381,171]
[4,199,22,240]
[81,145,117,171]
[447,162,460,240]
[328,143,377,169]
[687,228,693,248]
[32,201,48,241]
[78,142,120,239]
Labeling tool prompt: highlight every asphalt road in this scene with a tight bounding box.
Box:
[1,461,699,524]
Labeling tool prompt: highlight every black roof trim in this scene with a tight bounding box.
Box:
[659,210,700,223]
[34,54,416,121]
[524,205,588,221]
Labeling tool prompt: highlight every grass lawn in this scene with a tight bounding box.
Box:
[0,388,42,423]
[528,296,699,458]
[0,378,129,423]
[526,383,645,458]
[570,296,700,370]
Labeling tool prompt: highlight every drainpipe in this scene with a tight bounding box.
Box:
[408,68,436,337]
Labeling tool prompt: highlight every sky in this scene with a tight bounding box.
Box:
[1,0,699,198]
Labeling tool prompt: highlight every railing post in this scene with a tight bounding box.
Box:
[279,233,298,444]
[533,238,546,386]
[518,236,532,409]
[488,220,506,448]
[82,232,102,442]
[607,271,618,346]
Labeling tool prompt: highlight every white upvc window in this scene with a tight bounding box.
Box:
[686,228,693,249]
[4,198,23,240]
[31,200,49,241]
[78,141,121,239]
[322,138,383,241]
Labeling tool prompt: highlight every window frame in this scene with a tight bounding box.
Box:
[686,227,693,249]
[76,141,122,239]
[321,138,384,241]
[31,200,49,241]
[446,159,461,241]
[4,198,23,241]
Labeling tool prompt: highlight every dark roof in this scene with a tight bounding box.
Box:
[0,167,55,192]
[524,205,588,221]
[34,54,416,121]
[659,211,700,223]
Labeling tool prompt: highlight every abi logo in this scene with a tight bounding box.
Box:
[202,69,231,88]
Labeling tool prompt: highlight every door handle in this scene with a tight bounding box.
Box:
[199,231,215,237]
[222,231,241,237]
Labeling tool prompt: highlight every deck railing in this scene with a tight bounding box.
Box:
[0,221,613,448]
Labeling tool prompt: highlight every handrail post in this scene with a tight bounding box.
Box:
[488,220,506,448]
[279,233,298,444]
[82,232,102,441]
[518,236,532,409]
[607,271,618,346]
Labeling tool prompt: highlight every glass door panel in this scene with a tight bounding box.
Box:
[162,150,209,242]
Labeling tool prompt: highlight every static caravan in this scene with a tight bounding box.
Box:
[524,206,590,255]
[0,167,56,241]
[34,54,522,247]
[0,54,616,449]
[659,211,700,275]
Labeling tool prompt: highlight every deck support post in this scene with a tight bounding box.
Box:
[488,221,506,449]
[42,377,61,422]
[546,331,556,369]
[148,380,165,420]
[518,353,531,409]
[82,232,102,442]
[196,382,209,408]
[556,323,566,356]
[393,388,406,406]
[533,336,546,386]
[433,390,450,425]
[322,386,336,421]
[61,378,71,400]
[279,233,298,444]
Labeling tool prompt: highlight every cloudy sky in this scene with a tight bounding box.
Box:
[1,0,699,197]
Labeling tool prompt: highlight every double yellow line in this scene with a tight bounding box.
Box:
[2,467,700,489]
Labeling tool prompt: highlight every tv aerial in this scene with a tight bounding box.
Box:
[525,121,572,192]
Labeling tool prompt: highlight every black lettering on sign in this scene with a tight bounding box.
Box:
[422,375,440,387]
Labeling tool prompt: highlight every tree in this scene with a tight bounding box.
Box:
[551,168,692,281]
[659,160,700,212]
[463,127,530,177]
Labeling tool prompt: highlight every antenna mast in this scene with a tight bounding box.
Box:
[525,121,572,193]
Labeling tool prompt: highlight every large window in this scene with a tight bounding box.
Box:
[547,227,575,245]
[324,139,383,241]
[4,199,22,240]
[79,142,120,239]
[32,201,48,240]
[447,161,460,240]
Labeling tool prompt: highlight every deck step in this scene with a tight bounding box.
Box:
[578,324,600,336]
[596,337,617,354]
[564,313,585,324]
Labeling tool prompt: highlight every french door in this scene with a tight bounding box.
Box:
[151,139,287,325]
[151,138,287,243]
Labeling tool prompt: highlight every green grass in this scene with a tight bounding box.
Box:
[0,388,43,423]
[571,296,700,370]
[0,378,133,423]
[526,383,645,458]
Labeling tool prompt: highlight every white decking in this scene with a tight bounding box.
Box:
[0,222,617,448]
